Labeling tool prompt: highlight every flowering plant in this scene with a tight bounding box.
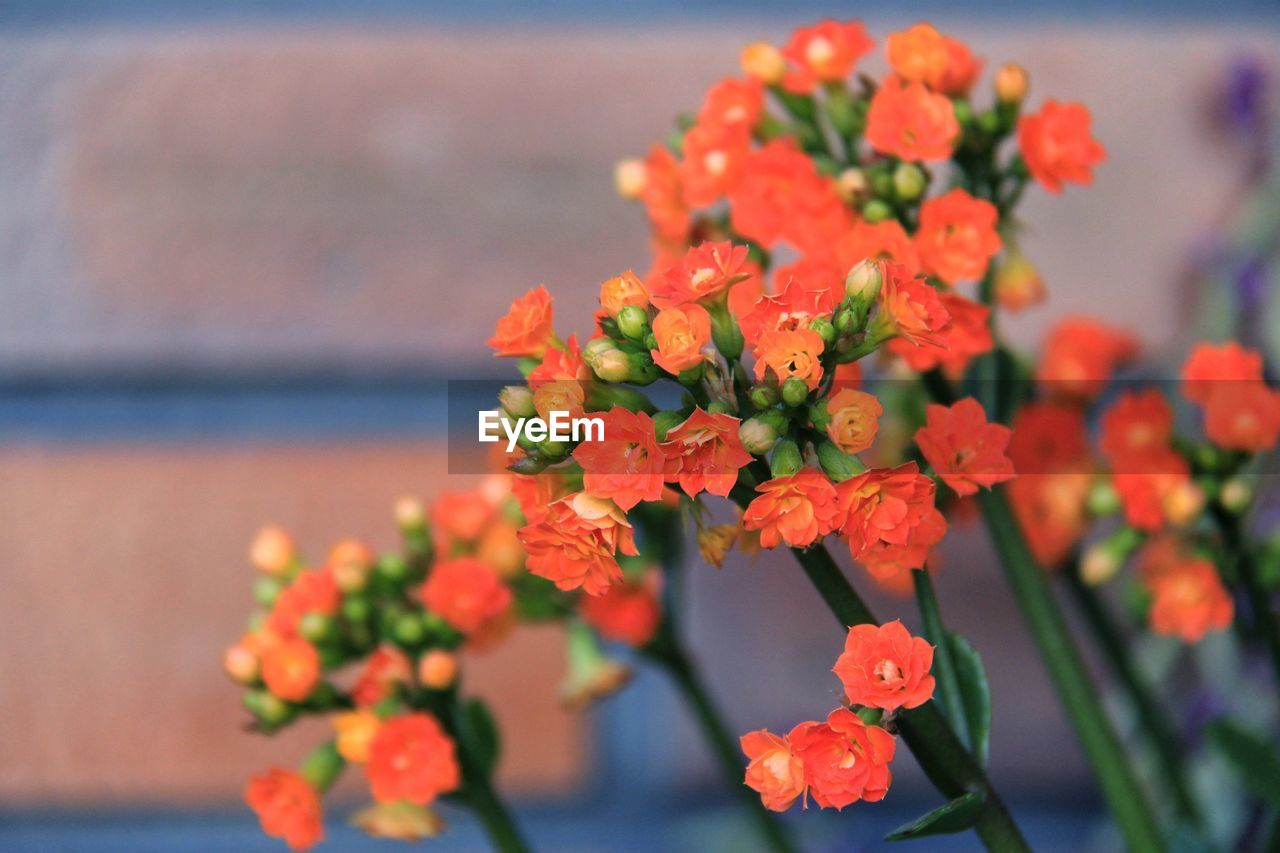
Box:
[228,18,1280,852]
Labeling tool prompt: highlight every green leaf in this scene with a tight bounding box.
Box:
[885,791,986,842]
[1207,719,1280,806]
[456,698,501,776]
[947,630,992,768]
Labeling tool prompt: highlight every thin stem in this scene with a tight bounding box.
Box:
[1063,566,1202,826]
[647,637,798,853]
[912,568,972,753]
[976,488,1165,852]
[461,758,532,853]
[1212,504,1280,694]
[786,544,1031,852]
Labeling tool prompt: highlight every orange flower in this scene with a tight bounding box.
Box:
[1007,404,1093,566]
[885,23,948,86]
[995,252,1046,312]
[741,729,806,812]
[878,261,953,347]
[753,328,826,390]
[791,709,896,809]
[245,769,324,851]
[573,408,667,510]
[366,714,461,806]
[268,569,341,637]
[933,35,982,96]
[650,304,711,375]
[528,334,590,383]
[431,489,496,545]
[518,492,638,595]
[511,468,570,526]
[832,219,921,274]
[421,557,512,635]
[641,144,690,243]
[743,468,841,549]
[866,76,959,162]
[916,398,1016,496]
[1181,342,1264,404]
[826,389,882,455]
[680,121,752,207]
[1099,390,1173,466]
[834,620,936,711]
[333,710,382,764]
[1144,558,1234,642]
[351,646,412,707]
[914,188,1001,285]
[729,141,850,252]
[781,19,874,93]
[599,270,650,317]
[1037,317,1139,401]
[486,285,555,358]
[887,292,992,375]
[1203,381,1280,452]
[261,637,320,703]
[651,241,753,308]
[660,408,753,497]
[250,525,297,576]
[698,77,765,129]
[1018,100,1106,193]
[739,275,839,347]
[579,571,662,647]
[1112,450,1191,532]
[836,462,947,576]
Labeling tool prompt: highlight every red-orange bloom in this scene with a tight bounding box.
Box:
[351,646,412,707]
[1181,342,1264,403]
[698,77,765,129]
[579,571,662,647]
[826,389,882,455]
[1099,389,1174,466]
[885,23,980,95]
[652,241,753,308]
[833,619,936,711]
[753,328,826,390]
[680,121,752,207]
[1203,381,1280,452]
[245,769,324,851]
[866,76,959,162]
[574,408,667,510]
[641,144,690,244]
[914,188,1001,285]
[486,285,555,358]
[519,492,638,595]
[888,292,992,375]
[916,398,1015,496]
[421,557,513,635]
[261,637,320,703]
[1007,403,1093,566]
[836,462,947,578]
[934,35,982,96]
[781,19,874,93]
[599,270,651,317]
[431,489,496,545]
[366,714,461,806]
[740,729,806,812]
[1018,100,1106,193]
[268,568,341,638]
[729,141,850,253]
[1112,450,1191,532]
[1037,317,1139,401]
[742,467,841,549]
[739,276,839,347]
[1143,558,1234,643]
[651,304,711,375]
[790,709,896,809]
[510,469,570,526]
[661,408,753,497]
[878,261,953,347]
[832,219,921,275]
[528,334,589,383]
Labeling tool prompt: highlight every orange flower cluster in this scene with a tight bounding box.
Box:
[741,621,932,812]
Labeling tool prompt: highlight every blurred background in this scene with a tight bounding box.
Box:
[1,1,1278,850]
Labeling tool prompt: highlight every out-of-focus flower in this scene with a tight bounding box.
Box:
[1143,557,1234,642]
[833,620,936,711]
[418,650,460,690]
[866,77,959,162]
[245,769,324,852]
[781,19,874,93]
[261,637,321,703]
[487,285,556,358]
[1203,382,1280,452]
[1037,317,1139,401]
[741,729,806,812]
[333,710,382,764]
[351,801,445,842]
[366,714,461,806]
[994,251,1045,311]
[885,23,980,96]
[741,41,787,84]
[914,188,1001,285]
[250,525,297,576]
[1018,101,1106,193]
[268,569,340,638]
[916,398,1016,496]
[579,571,662,647]
[698,523,740,568]
[351,647,412,708]
[519,493,638,595]
[729,141,850,252]
[421,557,513,635]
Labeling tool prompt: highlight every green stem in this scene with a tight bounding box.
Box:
[977,488,1165,852]
[647,637,798,853]
[1212,505,1280,694]
[912,568,971,752]
[1063,566,1202,827]
[787,544,1030,852]
[461,759,531,853]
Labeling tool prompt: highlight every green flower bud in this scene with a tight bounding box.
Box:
[342,595,372,624]
[1086,478,1120,516]
[300,742,345,792]
[299,612,337,644]
[739,417,780,455]
[1081,527,1143,585]
[892,162,926,201]
[817,440,865,483]
[810,316,836,344]
[652,410,686,441]
[953,99,974,126]
[538,439,570,460]
[861,199,893,223]
[498,385,536,419]
[707,400,734,416]
[710,308,745,361]
[253,576,283,608]
[781,377,810,408]
[769,439,803,478]
[749,384,779,409]
[244,689,294,727]
[677,363,706,386]
[808,401,831,432]
[583,337,631,383]
[375,554,410,585]
[393,612,427,647]
[616,305,650,341]
[845,259,883,302]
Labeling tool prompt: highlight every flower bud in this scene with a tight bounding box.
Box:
[301,742,346,792]
[995,251,1046,312]
[710,308,745,361]
[223,643,259,684]
[1081,527,1143,585]
[333,710,381,764]
[707,400,734,416]
[498,385,536,419]
[781,377,810,408]
[651,410,685,441]
[740,41,785,84]
[244,689,294,727]
[697,523,739,569]
[952,99,974,126]
[352,802,444,841]
[342,595,372,624]
[538,438,570,460]
[250,525,296,576]
[393,612,427,648]
[616,305,650,342]
[418,650,459,690]
[253,576,283,608]
[329,539,375,593]
[769,439,803,478]
[1220,477,1254,514]
[892,163,926,201]
[508,453,549,475]
[749,384,779,409]
[861,199,893,223]
[299,612,338,645]
[1086,478,1121,517]
[836,168,869,203]
[809,316,836,344]
[739,417,780,455]
[561,622,632,710]
[817,440,866,483]
[994,63,1029,105]
[394,496,425,531]
[583,337,631,382]
[1163,480,1205,527]
[376,554,410,585]
[614,158,647,199]
[808,401,831,432]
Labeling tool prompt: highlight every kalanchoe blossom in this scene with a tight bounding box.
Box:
[877,261,953,347]
[837,462,947,580]
[780,19,874,93]
[914,188,1002,285]
[915,398,1016,496]
[741,729,807,812]
[486,284,555,358]
[791,709,897,808]
[366,714,461,806]
[866,76,960,162]
[743,467,841,549]
[833,620,936,711]
[651,241,753,308]
[519,492,639,595]
[887,292,992,375]
[573,409,668,510]
[421,557,513,635]
[1017,100,1107,193]
[661,408,753,498]
[579,571,662,647]
[651,304,712,375]
[245,769,324,852]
